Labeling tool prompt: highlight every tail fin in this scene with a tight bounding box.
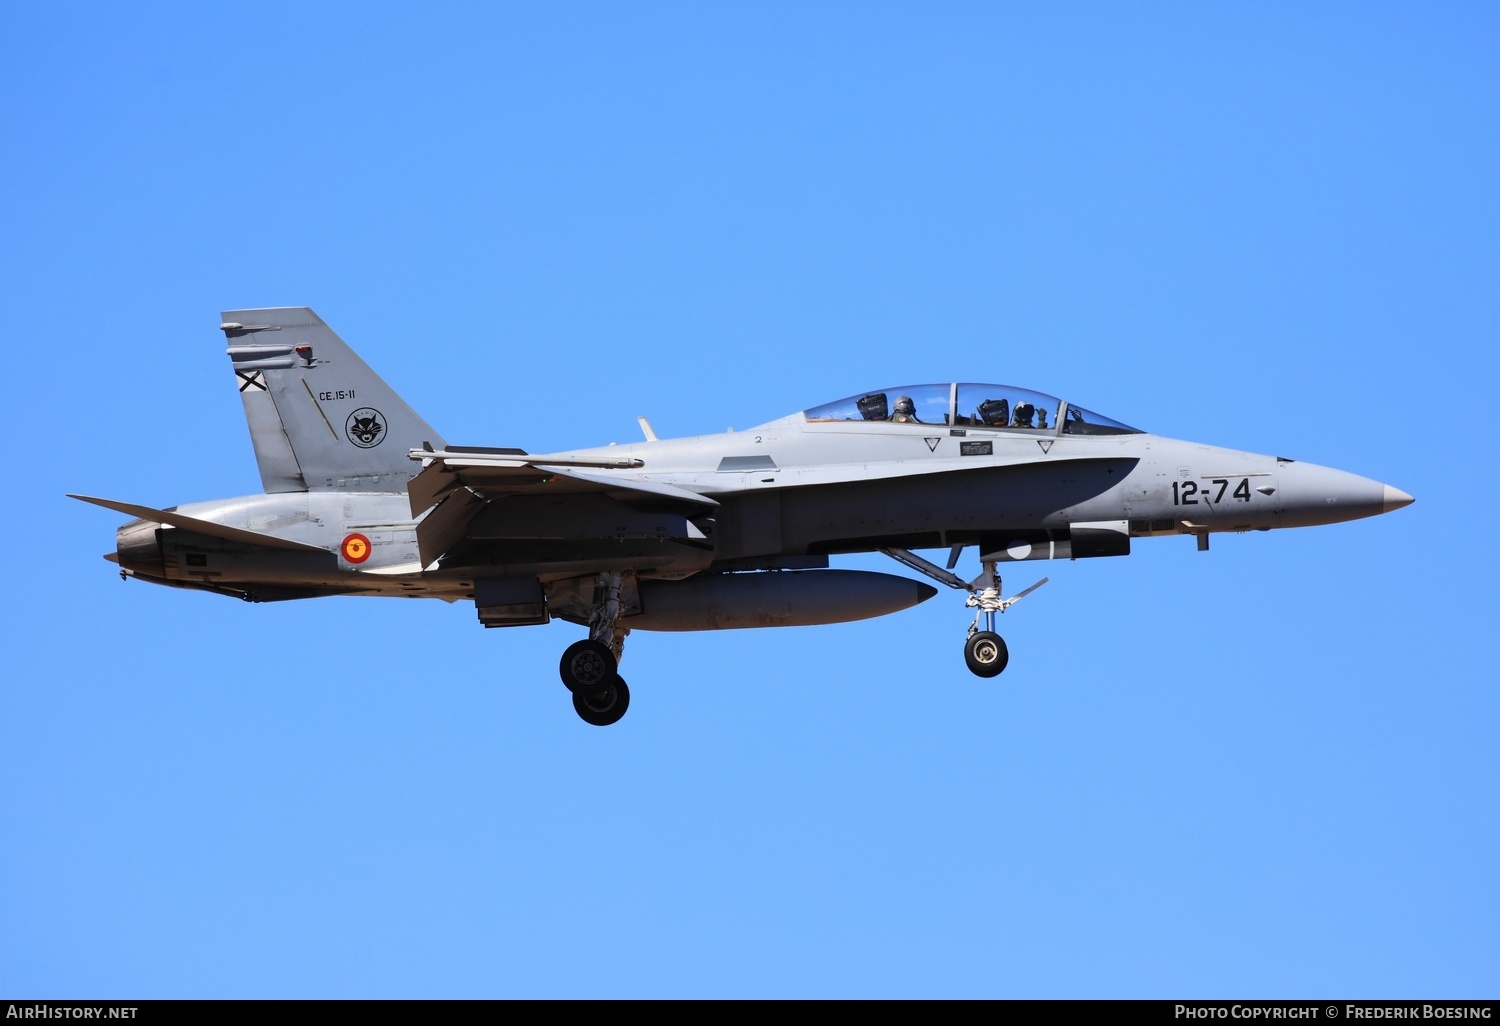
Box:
[222,307,446,493]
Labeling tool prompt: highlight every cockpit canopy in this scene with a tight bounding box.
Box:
[804,383,1140,435]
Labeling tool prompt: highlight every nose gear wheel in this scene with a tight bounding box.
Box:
[964,630,1008,677]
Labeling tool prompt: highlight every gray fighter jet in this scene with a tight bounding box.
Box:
[73,307,1414,725]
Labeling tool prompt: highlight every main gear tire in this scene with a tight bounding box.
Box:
[559,639,617,693]
[573,676,630,726]
[964,631,1008,678]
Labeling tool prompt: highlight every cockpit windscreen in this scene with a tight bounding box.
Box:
[1062,403,1140,435]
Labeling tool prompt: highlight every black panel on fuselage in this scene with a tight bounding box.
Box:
[783,458,1138,555]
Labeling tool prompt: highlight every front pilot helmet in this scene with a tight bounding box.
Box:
[894,396,914,415]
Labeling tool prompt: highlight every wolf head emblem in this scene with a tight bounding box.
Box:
[345,408,386,448]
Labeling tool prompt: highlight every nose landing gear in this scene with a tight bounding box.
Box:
[880,548,1047,679]
[557,571,633,725]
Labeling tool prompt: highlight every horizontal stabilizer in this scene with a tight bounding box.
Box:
[67,494,327,552]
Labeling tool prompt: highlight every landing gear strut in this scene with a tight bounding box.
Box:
[880,548,1047,679]
[557,571,633,725]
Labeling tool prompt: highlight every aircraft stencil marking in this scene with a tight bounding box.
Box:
[74,307,1414,727]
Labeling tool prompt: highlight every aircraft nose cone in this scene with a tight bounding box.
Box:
[1277,461,1404,528]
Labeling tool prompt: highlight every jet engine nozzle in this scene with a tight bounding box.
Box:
[115,518,166,578]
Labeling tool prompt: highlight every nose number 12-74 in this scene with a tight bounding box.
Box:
[1173,478,1253,505]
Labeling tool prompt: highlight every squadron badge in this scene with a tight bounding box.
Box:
[345,407,386,448]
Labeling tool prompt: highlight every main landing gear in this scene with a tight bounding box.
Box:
[558,571,632,726]
[880,548,1048,679]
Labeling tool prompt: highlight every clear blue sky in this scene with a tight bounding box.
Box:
[2,1,1496,999]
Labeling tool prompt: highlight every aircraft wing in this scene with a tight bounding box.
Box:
[407,448,717,567]
[408,448,718,516]
[67,494,328,552]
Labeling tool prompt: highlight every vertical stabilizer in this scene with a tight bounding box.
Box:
[221,307,445,493]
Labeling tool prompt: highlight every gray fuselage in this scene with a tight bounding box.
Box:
[112,410,1407,609]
